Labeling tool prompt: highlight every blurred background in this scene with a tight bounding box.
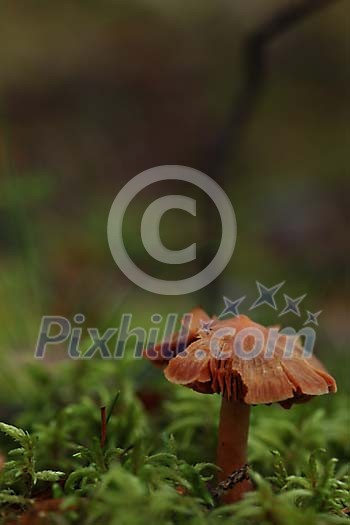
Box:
[0,0,349,403]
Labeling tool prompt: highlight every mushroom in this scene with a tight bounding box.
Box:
[145,309,337,503]
[144,307,211,367]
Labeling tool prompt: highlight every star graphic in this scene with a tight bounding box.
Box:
[279,294,307,317]
[219,296,246,318]
[249,281,285,310]
[304,310,322,326]
[199,319,214,334]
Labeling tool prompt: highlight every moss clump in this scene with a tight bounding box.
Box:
[0,359,348,524]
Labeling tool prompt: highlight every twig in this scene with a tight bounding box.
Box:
[106,391,120,425]
[212,464,250,502]
[199,0,340,308]
[100,406,107,449]
[209,0,340,176]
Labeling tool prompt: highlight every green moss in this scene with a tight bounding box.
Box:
[0,358,348,524]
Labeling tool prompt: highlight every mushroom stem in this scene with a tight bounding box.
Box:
[216,397,252,503]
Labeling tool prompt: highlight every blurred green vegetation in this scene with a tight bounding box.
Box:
[0,354,349,524]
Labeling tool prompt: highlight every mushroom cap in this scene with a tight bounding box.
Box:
[143,307,211,368]
[163,313,337,409]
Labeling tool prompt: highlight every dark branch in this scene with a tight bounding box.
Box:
[209,0,340,176]
[200,0,340,309]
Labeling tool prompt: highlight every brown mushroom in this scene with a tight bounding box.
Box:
[143,307,211,367]
[146,309,337,503]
